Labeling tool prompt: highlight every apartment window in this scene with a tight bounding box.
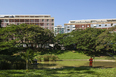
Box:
[105,25,107,26]
[7,23,9,25]
[35,19,39,22]
[82,25,84,27]
[67,26,70,28]
[52,23,54,25]
[52,19,54,22]
[4,19,8,22]
[20,19,24,22]
[42,19,44,22]
[99,25,101,27]
[36,24,38,25]
[87,25,89,27]
[67,29,70,31]
[25,19,29,22]
[17,23,19,25]
[30,19,34,22]
[47,19,49,22]
[111,23,113,26]
[47,23,49,25]
[15,19,19,22]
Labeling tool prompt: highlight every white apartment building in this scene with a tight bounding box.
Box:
[64,18,116,33]
[54,25,64,35]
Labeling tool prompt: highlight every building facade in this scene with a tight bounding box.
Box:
[64,19,116,33]
[0,15,54,30]
[54,25,64,35]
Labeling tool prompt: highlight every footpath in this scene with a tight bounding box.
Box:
[61,59,116,62]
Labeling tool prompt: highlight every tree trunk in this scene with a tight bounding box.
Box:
[26,60,28,70]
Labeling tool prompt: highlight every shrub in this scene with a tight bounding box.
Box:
[36,56,42,62]
[35,54,59,62]
[43,54,50,61]
[50,55,59,61]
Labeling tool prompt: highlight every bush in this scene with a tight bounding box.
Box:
[35,56,42,62]
[50,55,59,61]
[43,54,50,61]
[0,55,26,70]
[35,54,59,62]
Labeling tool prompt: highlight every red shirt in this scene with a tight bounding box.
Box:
[89,58,93,62]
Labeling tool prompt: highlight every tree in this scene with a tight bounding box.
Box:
[96,26,116,53]
[0,24,54,70]
[0,20,2,28]
[55,28,106,55]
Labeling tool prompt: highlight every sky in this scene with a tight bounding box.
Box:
[0,0,116,26]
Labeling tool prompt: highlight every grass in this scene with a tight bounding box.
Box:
[36,50,116,60]
[57,51,90,59]
[32,60,116,69]
[0,67,116,77]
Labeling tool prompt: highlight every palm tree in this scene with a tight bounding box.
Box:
[20,48,34,70]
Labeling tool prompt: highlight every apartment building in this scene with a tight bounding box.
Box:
[64,19,116,33]
[0,15,54,30]
[54,25,64,35]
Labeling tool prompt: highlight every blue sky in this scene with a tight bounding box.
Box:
[0,0,116,26]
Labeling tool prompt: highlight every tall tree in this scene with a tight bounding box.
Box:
[0,23,54,70]
[0,20,2,28]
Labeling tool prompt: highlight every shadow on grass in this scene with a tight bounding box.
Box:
[0,65,115,77]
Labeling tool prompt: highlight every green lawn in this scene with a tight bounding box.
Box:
[0,67,116,77]
[36,50,116,60]
[1,58,116,77]
[34,61,116,69]
[57,51,90,59]
[44,51,116,60]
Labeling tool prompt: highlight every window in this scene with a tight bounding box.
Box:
[105,25,107,26]
[25,19,29,22]
[17,23,19,25]
[82,25,84,27]
[35,19,39,22]
[47,23,49,25]
[87,25,89,27]
[42,19,44,22]
[7,23,9,25]
[47,19,49,22]
[16,20,18,22]
[111,23,113,26]
[30,19,34,22]
[99,25,101,27]
[5,19,8,22]
[36,24,38,25]
[52,19,54,22]
[67,29,70,31]
[67,26,70,28]
[52,23,54,25]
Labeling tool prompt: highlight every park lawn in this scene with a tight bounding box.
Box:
[36,61,116,69]
[0,67,116,77]
[36,50,116,60]
[1,60,116,77]
[56,51,116,60]
[57,51,90,59]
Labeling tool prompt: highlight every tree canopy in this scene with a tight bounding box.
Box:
[0,23,54,70]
